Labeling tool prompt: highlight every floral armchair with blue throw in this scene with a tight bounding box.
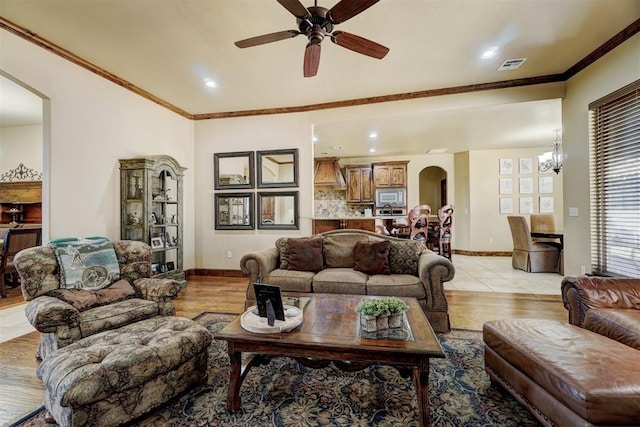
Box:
[14,238,182,360]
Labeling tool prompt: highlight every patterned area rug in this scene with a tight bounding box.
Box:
[14,312,539,426]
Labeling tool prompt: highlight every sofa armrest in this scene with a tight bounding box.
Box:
[24,296,79,333]
[133,278,182,299]
[418,250,455,312]
[240,247,280,285]
[561,276,640,327]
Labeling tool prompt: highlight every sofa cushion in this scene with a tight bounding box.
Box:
[366,274,426,299]
[313,268,367,294]
[388,240,423,275]
[78,299,159,337]
[323,234,368,268]
[288,237,324,272]
[263,269,315,293]
[353,240,391,275]
[275,237,290,269]
[584,308,640,350]
[46,279,137,312]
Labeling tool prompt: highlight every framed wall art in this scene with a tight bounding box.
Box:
[499,158,514,175]
[540,196,554,213]
[499,178,513,194]
[519,197,534,214]
[499,197,514,214]
[519,157,533,174]
[539,176,553,193]
[519,177,533,194]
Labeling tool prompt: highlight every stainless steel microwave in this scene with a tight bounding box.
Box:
[376,188,406,207]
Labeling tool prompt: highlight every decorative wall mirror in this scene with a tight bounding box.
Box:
[258,191,299,230]
[257,149,298,188]
[214,151,255,190]
[214,193,254,230]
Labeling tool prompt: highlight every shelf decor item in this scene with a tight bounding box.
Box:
[356,297,409,332]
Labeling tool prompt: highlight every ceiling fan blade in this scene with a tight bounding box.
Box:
[304,42,321,77]
[235,30,300,48]
[329,0,380,24]
[276,0,310,18]
[332,31,389,59]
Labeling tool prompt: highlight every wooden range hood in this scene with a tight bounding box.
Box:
[314,157,346,189]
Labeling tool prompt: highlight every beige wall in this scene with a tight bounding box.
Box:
[467,148,564,252]
[562,32,640,275]
[0,125,43,175]
[0,30,196,268]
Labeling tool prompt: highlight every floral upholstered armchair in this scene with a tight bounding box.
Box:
[14,239,182,360]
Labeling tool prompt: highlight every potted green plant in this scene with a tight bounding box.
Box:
[356,297,409,332]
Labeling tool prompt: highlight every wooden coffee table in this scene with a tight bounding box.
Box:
[215,293,445,426]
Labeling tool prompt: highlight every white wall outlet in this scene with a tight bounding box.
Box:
[226,250,232,258]
[581,265,587,275]
[569,207,579,217]
[489,237,494,243]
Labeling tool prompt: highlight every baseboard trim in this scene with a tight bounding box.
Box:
[185,268,245,278]
[453,250,512,257]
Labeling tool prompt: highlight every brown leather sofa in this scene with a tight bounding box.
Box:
[483,276,640,426]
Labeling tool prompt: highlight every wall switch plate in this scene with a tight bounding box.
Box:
[226,250,232,258]
[569,207,579,217]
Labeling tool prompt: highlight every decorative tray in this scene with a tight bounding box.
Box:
[240,305,303,333]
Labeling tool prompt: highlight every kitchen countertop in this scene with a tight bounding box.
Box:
[312,216,408,220]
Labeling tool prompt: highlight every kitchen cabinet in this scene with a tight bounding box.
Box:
[312,218,375,234]
[345,164,373,204]
[373,161,408,188]
[119,155,186,284]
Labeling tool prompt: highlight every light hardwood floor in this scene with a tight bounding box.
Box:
[0,275,567,425]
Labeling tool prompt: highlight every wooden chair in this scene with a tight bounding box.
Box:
[0,227,42,298]
[507,216,560,273]
[408,205,431,241]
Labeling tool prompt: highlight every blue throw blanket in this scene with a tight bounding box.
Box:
[50,237,120,290]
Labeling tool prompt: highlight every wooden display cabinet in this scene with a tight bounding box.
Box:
[119,155,186,284]
[0,181,42,225]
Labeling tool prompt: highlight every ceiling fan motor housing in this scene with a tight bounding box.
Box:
[298,6,334,43]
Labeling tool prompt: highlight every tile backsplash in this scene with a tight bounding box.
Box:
[314,190,368,218]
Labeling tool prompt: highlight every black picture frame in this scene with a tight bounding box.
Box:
[257,191,299,230]
[254,283,285,321]
[214,192,255,230]
[214,151,255,190]
[166,261,175,271]
[257,149,299,188]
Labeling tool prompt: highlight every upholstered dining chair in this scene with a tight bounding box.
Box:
[507,216,560,273]
[530,214,562,247]
[0,227,42,298]
[408,204,431,241]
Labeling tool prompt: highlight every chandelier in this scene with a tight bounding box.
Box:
[538,129,563,174]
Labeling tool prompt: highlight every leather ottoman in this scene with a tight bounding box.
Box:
[37,316,212,427]
[483,318,640,426]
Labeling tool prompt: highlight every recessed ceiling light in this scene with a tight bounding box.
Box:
[481,47,498,59]
[312,135,318,143]
[331,145,343,150]
[369,132,378,139]
[369,148,377,153]
[427,148,448,154]
[204,78,217,88]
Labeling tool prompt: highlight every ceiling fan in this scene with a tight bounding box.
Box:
[234,0,389,77]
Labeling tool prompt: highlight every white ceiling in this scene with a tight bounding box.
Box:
[0,0,638,156]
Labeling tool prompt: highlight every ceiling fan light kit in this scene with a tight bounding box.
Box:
[234,0,388,77]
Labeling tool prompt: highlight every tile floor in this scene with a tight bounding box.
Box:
[446,254,563,295]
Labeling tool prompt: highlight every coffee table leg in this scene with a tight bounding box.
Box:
[412,358,431,426]
[227,343,242,412]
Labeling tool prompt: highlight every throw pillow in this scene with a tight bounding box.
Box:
[389,240,424,275]
[323,234,367,268]
[50,236,120,290]
[46,279,137,312]
[353,240,391,275]
[275,237,289,269]
[287,237,324,272]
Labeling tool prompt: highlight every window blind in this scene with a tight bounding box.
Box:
[589,79,640,277]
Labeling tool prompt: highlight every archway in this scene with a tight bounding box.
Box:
[418,166,447,210]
